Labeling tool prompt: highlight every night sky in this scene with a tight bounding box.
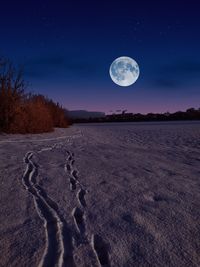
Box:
[1,0,200,114]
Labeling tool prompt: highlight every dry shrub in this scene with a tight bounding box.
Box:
[9,100,53,134]
[0,57,69,134]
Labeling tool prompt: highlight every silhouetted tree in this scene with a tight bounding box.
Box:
[0,58,26,132]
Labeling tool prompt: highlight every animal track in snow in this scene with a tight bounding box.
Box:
[66,164,71,171]
[72,207,85,235]
[68,155,72,162]
[64,149,111,266]
[69,177,77,191]
[22,151,74,267]
[92,234,110,267]
[77,189,87,207]
[71,170,78,179]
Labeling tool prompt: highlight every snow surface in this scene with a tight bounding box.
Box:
[0,121,200,267]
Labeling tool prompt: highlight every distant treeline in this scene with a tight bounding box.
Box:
[72,108,200,123]
[0,58,69,133]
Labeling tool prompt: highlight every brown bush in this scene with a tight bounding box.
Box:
[9,100,53,134]
[0,57,69,134]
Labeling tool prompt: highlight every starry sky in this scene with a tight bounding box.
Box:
[0,0,200,114]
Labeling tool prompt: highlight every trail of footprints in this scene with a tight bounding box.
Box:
[65,151,87,237]
[22,147,110,267]
[65,150,111,267]
[22,151,74,267]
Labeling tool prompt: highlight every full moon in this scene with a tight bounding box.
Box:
[109,56,140,86]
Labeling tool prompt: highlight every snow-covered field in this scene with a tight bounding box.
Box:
[0,121,200,267]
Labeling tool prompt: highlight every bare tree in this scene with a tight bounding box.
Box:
[0,57,69,133]
[0,57,26,132]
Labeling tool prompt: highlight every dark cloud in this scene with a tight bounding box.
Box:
[153,60,200,89]
[25,54,98,78]
[160,60,200,75]
[155,78,180,88]
[28,56,66,67]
